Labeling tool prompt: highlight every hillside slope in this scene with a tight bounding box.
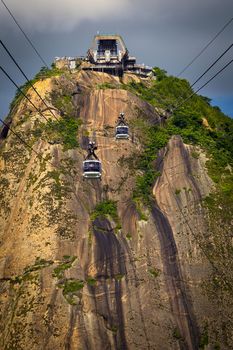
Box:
[0,68,233,350]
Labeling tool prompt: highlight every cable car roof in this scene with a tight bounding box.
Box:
[83,159,101,163]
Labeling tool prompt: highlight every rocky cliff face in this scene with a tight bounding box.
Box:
[0,70,231,349]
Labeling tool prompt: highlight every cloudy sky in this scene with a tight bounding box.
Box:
[0,0,233,118]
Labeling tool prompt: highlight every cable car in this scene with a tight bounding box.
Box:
[115,125,129,139]
[115,112,129,140]
[83,159,102,179]
[83,141,102,179]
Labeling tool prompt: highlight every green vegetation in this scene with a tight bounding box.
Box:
[126,233,132,240]
[43,117,81,150]
[191,150,199,159]
[61,278,84,304]
[199,324,209,349]
[35,65,65,79]
[11,258,53,285]
[123,68,233,344]
[26,172,38,190]
[129,118,167,206]
[133,199,148,221]
[123,67,192,108]
[86,277,97,286]
[36,169,72,201]
[152,66,167,81]
[122,68,233,215]
[82,129,89,137]
[148,268,160,278]
[24,258,53,274]
[53,256,77,279]
[175,189,181,195]
[9,65,65,113]
[91,200,118,222]
[5,66,81,177]
[7,64,80,152]
[96,82,118,90]
[91,200,122,232]
[109,325,118,333]
[50,93,75,117]
[172,327,183,341]
[63,279,84,293]
[40,83,81,150]
[58,275,98,304]
[115,274,124,281]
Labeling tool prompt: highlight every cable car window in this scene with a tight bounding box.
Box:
[116,126,128,134]
[83,161,101,172]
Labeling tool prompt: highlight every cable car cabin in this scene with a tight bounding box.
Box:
[115,125,129,139]
[83,160,102,179]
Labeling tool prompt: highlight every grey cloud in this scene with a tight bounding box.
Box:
[0,0,131,32]
[0,0,232,117]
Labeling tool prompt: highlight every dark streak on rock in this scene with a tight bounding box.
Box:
[151,204,200,350]
[87,217,128,349]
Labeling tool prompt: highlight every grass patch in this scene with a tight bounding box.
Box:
[96,82,118,90]
[191,150,199,159]
[50,94,74,116]
[110,325,118,333]
[115,274,124,281]
[126,233,132,240]
[148,268,160,278]
[43,116,81,150]
[175,189,181,195]
[133,198,148,221]
[91,200,118,222]
[172,327,183,340]
[86,277,97,286]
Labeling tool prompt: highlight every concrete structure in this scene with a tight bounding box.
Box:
[84,34,152,77]
[54,56,84,70]
[54,34,153,78]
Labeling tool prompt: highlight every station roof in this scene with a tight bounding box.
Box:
[90,34,128,55]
